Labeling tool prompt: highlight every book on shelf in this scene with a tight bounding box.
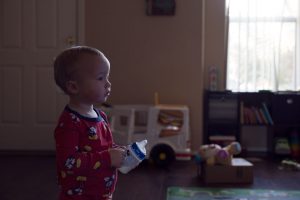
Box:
[261,102,274,125]
[252,106,263,124]
[240,101,273,125]
[240,101,244,124]
[259,108,268,124]
[243,106,257,124]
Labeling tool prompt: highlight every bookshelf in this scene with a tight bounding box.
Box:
[238,92,273,156]
[203,90,300,158]
[239,92,273,126]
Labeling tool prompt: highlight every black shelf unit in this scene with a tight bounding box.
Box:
[271,93,300,158]
[203,90,239,145]
[239,92,273,156]
[203,90,300,158]
[271,93,300,125]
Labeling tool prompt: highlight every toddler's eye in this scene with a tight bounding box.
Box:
[98,77,104,81]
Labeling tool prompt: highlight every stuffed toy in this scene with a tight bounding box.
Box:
[196,141,242,166]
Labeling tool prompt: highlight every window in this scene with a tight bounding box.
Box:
[226,0,300,92]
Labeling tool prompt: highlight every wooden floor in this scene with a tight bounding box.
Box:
[1,155,300,200]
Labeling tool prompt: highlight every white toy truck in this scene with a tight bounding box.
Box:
[102,104,191,167]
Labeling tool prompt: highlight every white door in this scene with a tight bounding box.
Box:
[0,0,84,150]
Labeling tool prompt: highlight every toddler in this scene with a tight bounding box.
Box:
[53,46,125,200]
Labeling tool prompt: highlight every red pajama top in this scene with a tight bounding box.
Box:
[54,106,117,199]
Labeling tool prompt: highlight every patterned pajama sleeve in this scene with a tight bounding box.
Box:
[55,127,111,176]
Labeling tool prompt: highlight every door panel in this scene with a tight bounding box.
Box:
[2,0,22,48]
[36,66,57,123]
[1,66,22,123]
[36,0,58,48]
[0,0,83,150]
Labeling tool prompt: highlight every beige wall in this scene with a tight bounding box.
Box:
[204,0,226,90]
[85,0,226,150]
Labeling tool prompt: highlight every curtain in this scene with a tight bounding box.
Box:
[226,0,300,92]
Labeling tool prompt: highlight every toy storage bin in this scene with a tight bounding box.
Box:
[202,158,253,184]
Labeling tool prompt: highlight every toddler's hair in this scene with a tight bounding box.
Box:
[54,46,101,94]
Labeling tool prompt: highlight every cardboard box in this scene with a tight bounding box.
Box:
[203,158,253,184]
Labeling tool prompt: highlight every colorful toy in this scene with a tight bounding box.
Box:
[195,141,242,165]
[100,104,191,167]
[274,137,291,155]
[289,130,300,158]
[279,159,300,171]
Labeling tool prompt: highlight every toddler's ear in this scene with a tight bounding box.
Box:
[66,80,79,94]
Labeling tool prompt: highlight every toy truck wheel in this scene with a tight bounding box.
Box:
[150,144,175,167]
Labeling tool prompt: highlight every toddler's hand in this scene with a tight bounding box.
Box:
[108,148,125,168]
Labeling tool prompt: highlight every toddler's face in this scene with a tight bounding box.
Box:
[74,53,111,105]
